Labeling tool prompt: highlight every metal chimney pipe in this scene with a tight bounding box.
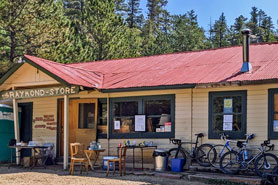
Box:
[240,29,252,72]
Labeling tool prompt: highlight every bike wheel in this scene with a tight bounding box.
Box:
[254,153,278,177]
[168,148,187,170]
[219,151,241,175]
[196,143,215,167]
[208,144,229,168]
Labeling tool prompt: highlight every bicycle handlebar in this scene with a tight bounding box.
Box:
[261,139,275,151]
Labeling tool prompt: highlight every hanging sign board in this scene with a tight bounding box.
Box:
[135,115,146,131]
[0,86,79,100]
[224,98,233,113]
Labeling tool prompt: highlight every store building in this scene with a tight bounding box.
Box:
[1,31,278,169]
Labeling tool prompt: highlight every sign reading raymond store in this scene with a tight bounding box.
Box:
[0,86,79,99]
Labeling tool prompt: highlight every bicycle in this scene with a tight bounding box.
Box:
[169,133,216,169]
[220,138,278,177]
[208,133,238,168]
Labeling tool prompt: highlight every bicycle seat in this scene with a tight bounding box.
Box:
[195,133,204,137]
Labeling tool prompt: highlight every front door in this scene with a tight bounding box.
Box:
[59,99,98,156]
[19,102,33,157]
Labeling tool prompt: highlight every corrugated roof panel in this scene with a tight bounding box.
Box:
[22,43,278,90]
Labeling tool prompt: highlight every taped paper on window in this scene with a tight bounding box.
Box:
[135,115,146,131]
[114,120,120,130]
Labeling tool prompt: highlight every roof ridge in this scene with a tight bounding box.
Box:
[67,42,278,65]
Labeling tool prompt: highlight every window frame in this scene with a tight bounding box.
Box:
[97,98,108,139]
[268,89,278,139]
[109,95,175,139]
[208,90,247,139]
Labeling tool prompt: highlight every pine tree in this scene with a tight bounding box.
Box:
[0,0,69,64]
[170,11,206,52]
[230,15,248,45]
[126,0,142,28]
[211,13,230,47]
[247,7,259,36]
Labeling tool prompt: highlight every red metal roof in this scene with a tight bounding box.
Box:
[23,43,278,90]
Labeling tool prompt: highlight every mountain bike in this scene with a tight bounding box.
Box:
[207,133,237,168]
[220,139,278,177]
[169,133,216,169]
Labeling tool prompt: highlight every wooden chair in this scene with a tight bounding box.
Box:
[69,143,88,175]
[106,146,127,176]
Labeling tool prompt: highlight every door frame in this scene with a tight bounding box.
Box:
[56,98,98,158]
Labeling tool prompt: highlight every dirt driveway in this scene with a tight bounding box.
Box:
[0,166,205,185]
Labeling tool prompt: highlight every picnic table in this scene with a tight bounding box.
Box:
[9,145,48,168]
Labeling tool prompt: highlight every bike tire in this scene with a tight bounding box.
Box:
[254,153,278,177]
[196,143,215,167]
[208,144,225,168]
[168,148,187,170]
[219,150,240,175]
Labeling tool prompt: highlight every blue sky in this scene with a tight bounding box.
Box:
[140,0,278,34]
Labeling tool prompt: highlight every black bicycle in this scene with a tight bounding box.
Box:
[169,133,216,169]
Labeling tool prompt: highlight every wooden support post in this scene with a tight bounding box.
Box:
[12,98,20,165]
[63,95,69,170]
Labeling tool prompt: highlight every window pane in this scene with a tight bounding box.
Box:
[213,97,224,113]
[233,96,242,113]
[274,94,278,112]
[79,103,95,129]
[98,100,107,134]
[112,101,138,134]
[212,115,242,132]
[114,101,138,117]
[145,99,171,133]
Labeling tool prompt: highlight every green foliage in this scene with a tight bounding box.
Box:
[210,12,230,48]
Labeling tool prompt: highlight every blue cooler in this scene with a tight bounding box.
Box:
[103,156,118,170]
[171,158,185,172]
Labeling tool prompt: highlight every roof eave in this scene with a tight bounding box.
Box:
[0,63,24,86]
[100,84,196,93]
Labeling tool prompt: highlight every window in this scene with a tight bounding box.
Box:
[78,103,95,129]
[209,91,247,139]
[110,95,175,138]
[97,99,107,138]
[268,89,278,139]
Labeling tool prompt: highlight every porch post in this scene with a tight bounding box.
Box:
[12,98,20,165]
[63,95,69,170]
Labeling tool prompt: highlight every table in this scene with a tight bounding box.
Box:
[117,145,157,169]
[9,145,48,168]
[84,149,105,170]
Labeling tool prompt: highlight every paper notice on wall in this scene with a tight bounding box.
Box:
[223,115,233,122]
[114,120,120,130]
[223,115,233,131]
[224,98,233,113]
[0,111,14,121]
[274,120,278,132]
[135,115,146,131]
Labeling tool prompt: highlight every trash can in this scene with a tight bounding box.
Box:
[153,149,169,171]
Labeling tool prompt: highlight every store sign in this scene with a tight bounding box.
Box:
[0,86,79,99]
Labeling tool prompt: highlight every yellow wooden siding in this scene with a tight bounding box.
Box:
[1,63,59,91]
[18,96,58,155]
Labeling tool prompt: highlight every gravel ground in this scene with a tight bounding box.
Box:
[0,166,205,185]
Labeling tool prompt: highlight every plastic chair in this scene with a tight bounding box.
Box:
[106,146,127,176]
[69,143,88,175]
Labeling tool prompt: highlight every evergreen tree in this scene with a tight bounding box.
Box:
[170,11,206,52]
[230,15,248,45]
[0,0,68,64]
[247,7,259,36]
[126,0,142,28]
[211,13,230,47]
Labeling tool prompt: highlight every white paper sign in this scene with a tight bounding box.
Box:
[114,121,120,130]
[0,111,14,121]
[135,115,146,131]
[223,115,233,122]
